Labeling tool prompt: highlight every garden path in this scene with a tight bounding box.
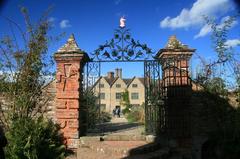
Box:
[96,116,144,136]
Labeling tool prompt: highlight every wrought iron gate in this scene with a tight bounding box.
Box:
[82,25,165,135]
[144,60,166,135]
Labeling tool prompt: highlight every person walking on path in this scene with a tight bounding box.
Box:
[116,107,120,118]
[0,126,7,159]
[112,108,116,117]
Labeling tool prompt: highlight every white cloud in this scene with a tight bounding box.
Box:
[160,0,233,29]
[114,0,122,5]
[217,16,238,29]
[225,39,240,48]
[194,24,212,39]
[48,17,56,27]
[60,20,71,28]
[194,16,238,39]
[48,17,56,22]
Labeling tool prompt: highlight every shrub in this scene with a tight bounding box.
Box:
[82,90,112,129]
[5,117,65,159]
[122,104,132,115]
[125,104,145,123]
[99,111,112,123]
[81,90,98,129]
[0,7,66,159]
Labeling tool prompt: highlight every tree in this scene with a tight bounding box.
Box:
[195,14,240,158]
[0,7,65,158]
[196,15,240,89]
[205,77,228,97]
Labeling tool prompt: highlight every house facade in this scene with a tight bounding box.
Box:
[92,68,145,113]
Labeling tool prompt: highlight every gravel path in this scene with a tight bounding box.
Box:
[98,116,144,135]
[87,116,144,136]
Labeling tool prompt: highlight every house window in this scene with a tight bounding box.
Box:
[116,84,121,88]
[116,93,122,99]
[132,84,138,88]
[100,84,104,88]
[100,104,106,111]
[100,93,105,99]
[131,93,139,100]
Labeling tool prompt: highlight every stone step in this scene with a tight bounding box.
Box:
[76,142,169,159]
[80,134,156,142]
[123,147,169,159]
[77,136,193,159]
[78,135,168,158]
[78,140,148,158]
[103,134,146,141]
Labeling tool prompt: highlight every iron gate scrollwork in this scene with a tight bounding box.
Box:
[92,27,154,61]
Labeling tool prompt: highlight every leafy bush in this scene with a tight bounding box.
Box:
[5,117,65,159]
[99,111,112,123]
[122,107,130,115]
[0,7,67,159]
[122,104,132,115]
[82,90,112,129]
[125,104,145,123]
[81,90,98,129]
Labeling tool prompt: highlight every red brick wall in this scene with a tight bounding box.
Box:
[162,58,191,87]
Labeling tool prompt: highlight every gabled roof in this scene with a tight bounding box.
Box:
[90,76,111,90]
[126,76,145,88]
[138,78,145,85]
[111,77,128,87]
[104,77,119,87]
[123,78,133,86]
[92,75,146,89]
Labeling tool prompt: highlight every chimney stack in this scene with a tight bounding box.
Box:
[115,68,122,78]
[107,72,114,79]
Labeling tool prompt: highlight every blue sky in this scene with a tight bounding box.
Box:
[0,0,239,85]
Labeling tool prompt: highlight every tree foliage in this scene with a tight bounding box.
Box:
[0,7,54,126]
[205,77,228,97]
[0,7,66,158]
[195,14,240,158]
[196,15,240,88]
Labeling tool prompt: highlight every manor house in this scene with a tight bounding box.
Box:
[92,68,145,112]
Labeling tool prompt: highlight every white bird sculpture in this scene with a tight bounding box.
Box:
[120,17,126,28]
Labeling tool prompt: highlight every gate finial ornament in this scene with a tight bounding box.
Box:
[120,17,126,28]
[57,34,81,53]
